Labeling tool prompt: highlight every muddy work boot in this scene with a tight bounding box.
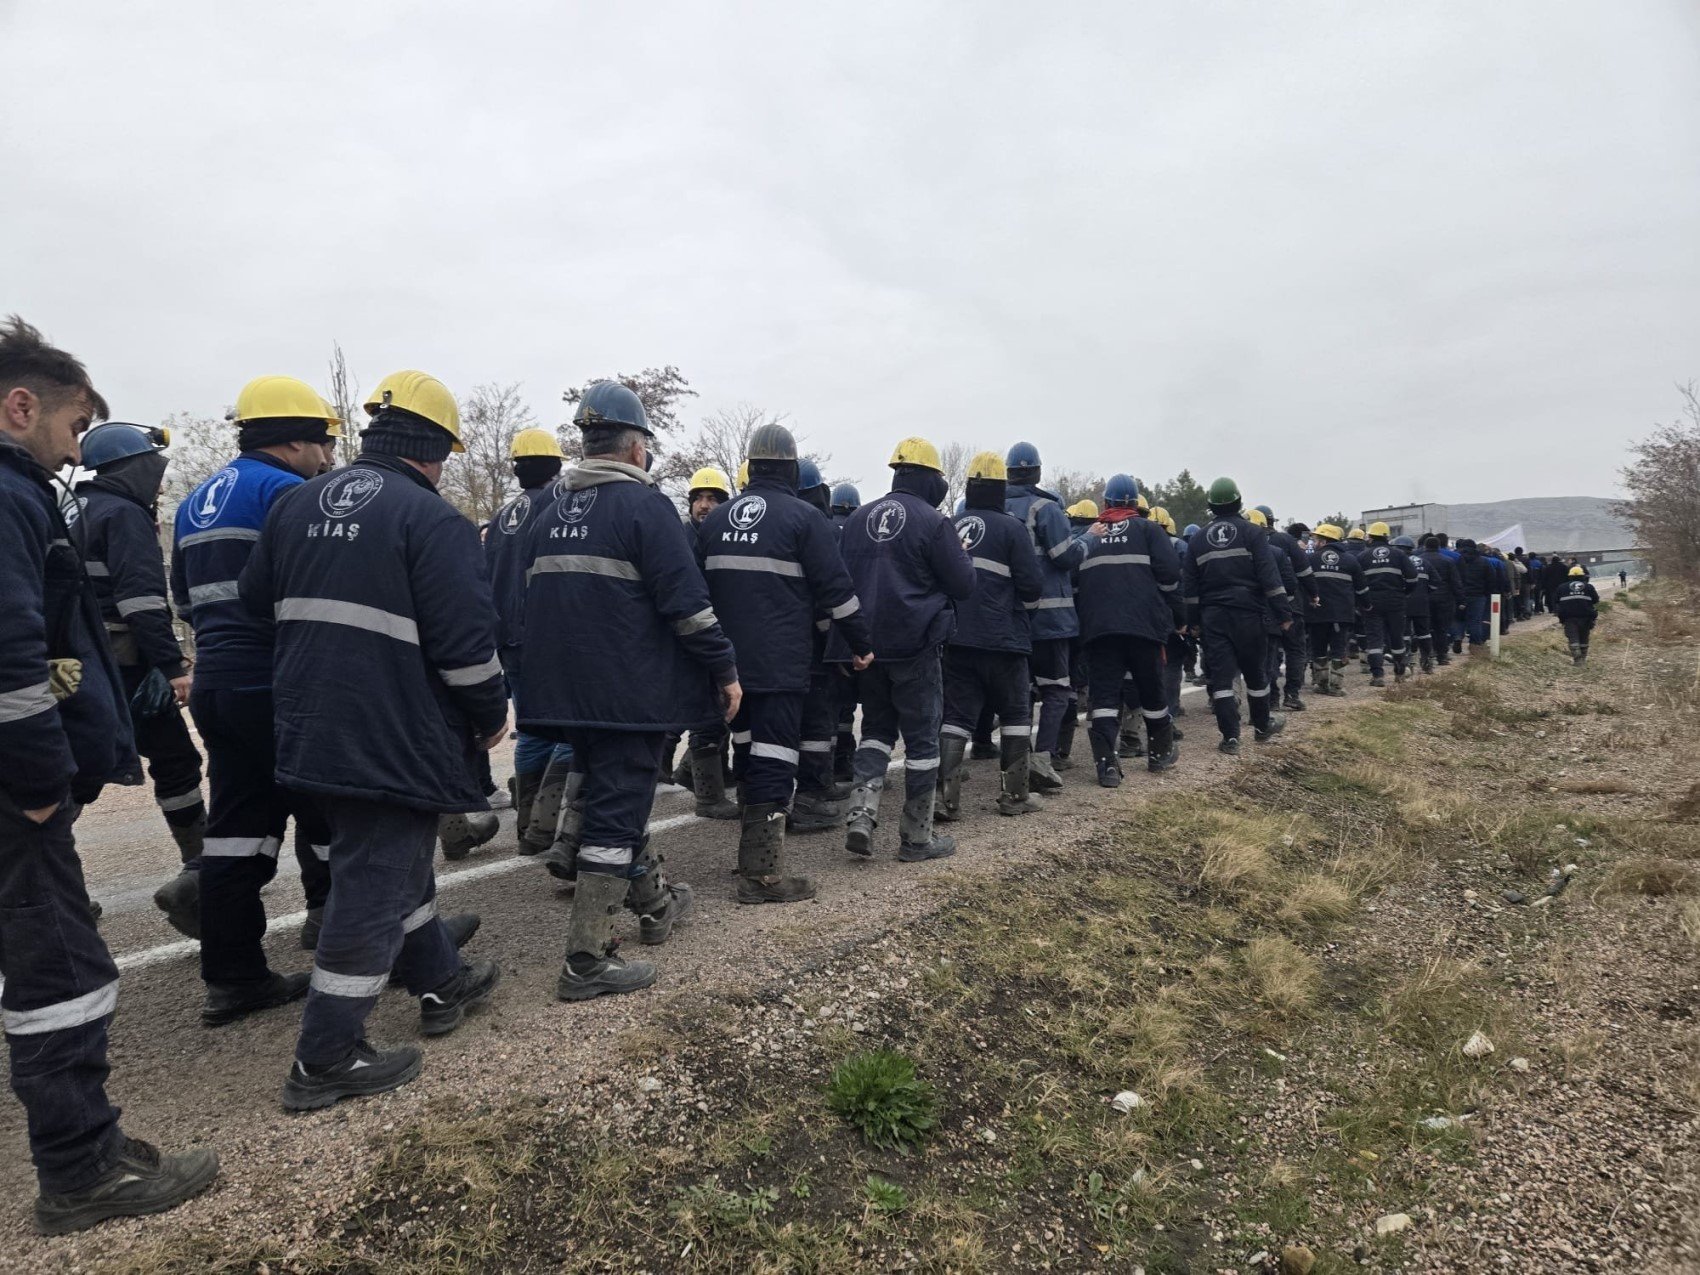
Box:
[738,803,817,903]
[897,787,956,862]
[1254,713,1286,743]
[33,1135,219,1236]
[556,871,657,1001]
[996,734,1043,816]
[626,842,693,945]
[419,958,502,1036]
[541,772,585,882]
[845,778,883,858]
[153,810,206,938]
[1029,748,1065,793]
[282,1040,423,1112]
[521,756,572,856]
[935,734,968,822]
[787,790,842,834]
[1145,714,1179,773]
[511,770,540,842]
[438,810,500,861]
[201,970,310,1027]
[691,745,740,820]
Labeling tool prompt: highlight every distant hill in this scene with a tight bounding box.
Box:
[1361,497,1634,553]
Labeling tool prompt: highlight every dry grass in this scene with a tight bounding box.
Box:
[1597,856,1700,898]
[1241,935,1321,1016]
[1275,875,1355,930]
[1555,777,1634,795]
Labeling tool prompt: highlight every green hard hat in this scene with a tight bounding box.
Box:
[1207,476,1241,506]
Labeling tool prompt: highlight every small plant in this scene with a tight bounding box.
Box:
[825,1050,938,1151]
[673,1181,778,1233]
[864,1174,909,1212]
[790,1173,813,1200]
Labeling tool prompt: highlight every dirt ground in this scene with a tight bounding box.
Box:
[6,588,1696,1273]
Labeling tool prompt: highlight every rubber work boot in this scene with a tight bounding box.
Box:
[1419,646,1434,674]
[897,787,956,862]
[970,737,998,761]
[1254,713,1286,743]
[1029,749,1065,793]
[627,842,693,945]
[936,734,968,822]
[738,803,817,903]
[439,811,500,861]
[787,791,842,834]
[419,958,502,1036]
[1370,673,1386,688]
[1117,723,1145,759]
[1282,690,1305,711]
[522,755,572,856]
[33,1136,219,1236]
[996,734,1043,816]
[153,810,206,938]
[299,906,324,951]
[1328,660,1348,696]
[845,780,881,858]
[281,1040,423,1112]
[542,771,585,881]
[201,970,310,1028]
[556,872,657,1001]
[1146,715,1179,773]
[671,750,694,788]
[511,770,540,843]
[691,745,740,820]
[1054,705,1078,770]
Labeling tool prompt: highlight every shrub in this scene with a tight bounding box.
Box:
[825,1050,938,1151]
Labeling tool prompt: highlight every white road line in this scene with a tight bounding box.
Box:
[113,686,1213,974]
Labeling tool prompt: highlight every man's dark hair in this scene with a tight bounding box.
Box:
[0,315,109,420]
[581,425,644,458]
[1434,532,1449,546]
[1423,535,1439,551]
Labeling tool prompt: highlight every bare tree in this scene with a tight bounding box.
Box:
[667,404,779,483]
[938,440,979,512]
[437,382,539,523]
[562,366,699,484]
[160,411,234,513]
[1047,469,1105,510]
[1617,381,1700,581]
[326,341,360,468]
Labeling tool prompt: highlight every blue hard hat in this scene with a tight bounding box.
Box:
[830,482,860,511]
[1392,535,1416,551]
[1103,473,1140,508]
[798,458,824,491]
[80,422,167,470]
[1183,523,1201,537]
[572,381,652,436]
[1005,441,1041,471]
[1254,504,1275,522]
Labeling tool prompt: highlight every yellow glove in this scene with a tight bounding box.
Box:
[48,658,83,702]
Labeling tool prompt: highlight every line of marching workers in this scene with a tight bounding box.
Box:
[0,317,1605,1236]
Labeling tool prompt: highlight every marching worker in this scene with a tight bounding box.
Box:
[791,457,856,831]
[72,424,207,935]
[700,429,872,897]
[242,370,504,1109]
[1,316,219,1232]
[1246,508,1299,712]
[1556,565,1600,664]
[1004,442,1088,789]
[170,378,345,1025]
[670,465,739,820]
[1344,525,1369,657]
[1077,475,1181,787]
[828,482,863,783]
[1054,497,1101,767]
[1147,506,1189,720]
[1255,505,1318,711]
[485,428,569,853]
[1456,538,1493,646]
[1304,524,1367,695]
[829,482,860,531]
[518,382,740,998]
[937,452,1045,818]
[1361,522,1419,686]
[1418,536,1464,667]
[1393,535,1437,672]
[836,438,975,861]
[1183,477,1289,753]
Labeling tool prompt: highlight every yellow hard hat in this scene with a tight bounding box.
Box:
[1314,523,1343,542]
[1067,499,1100,520]
[233,375,341,429]
[1347,526,1366,541]
[365,370,463,453]
[1150,505,1173,533]
[889,437,943,472]
[319,395,343,439]
[511,428,563,460]
[1136,494,1149,511]
[688,466,732,497]
[736,459,750,490]
[1367,520,1390,538]
[1569,564,1585,577]
[966,450,1006,481]
[1246,508,1267,527]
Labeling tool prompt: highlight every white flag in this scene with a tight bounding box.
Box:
[1482,523,1525,551]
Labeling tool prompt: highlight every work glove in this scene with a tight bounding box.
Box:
[129,667,177,720]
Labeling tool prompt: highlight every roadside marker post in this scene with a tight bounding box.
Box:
[1489,594,1502,661]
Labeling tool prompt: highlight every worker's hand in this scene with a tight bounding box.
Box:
[1309,595,1321,608]
[1187,625,1200,639]
[721,679,744,722]
[169,674,191,707]
[23,802,60,824]
[476,727,506,752]
[851,652,874,672]
[1087,521,1111,538]
[1279,619,1292,632]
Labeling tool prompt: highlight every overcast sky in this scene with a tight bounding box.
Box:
[6,1,1696,516]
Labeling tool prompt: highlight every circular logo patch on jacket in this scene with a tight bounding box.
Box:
[866,499,908,543]
[558,487,598,524]
[497,494,531,535]
[729,495,767,531]
[318,468,385,519]
[186,467,240,529]
[1205,520,1238,549]
[956,515,986,551]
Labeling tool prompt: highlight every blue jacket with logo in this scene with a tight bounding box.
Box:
[1413,549,1463,611]
[1076,512,1183,644]
[171,452,303,691]
[831,479,975,662]
[949,501,1044,654]
[484,478,558,662]
[239,455,507,812]
[697,476,872,693]
[1555,578,1599,620]
[1004,483,1088,641]
[74,484,186,676]
[1181,514,1288,625]
[518,461,737,733]
[0,440,139,809]
[1361,541,1419,603]
[1267,528,1318,613]
[1306,543,1369,625]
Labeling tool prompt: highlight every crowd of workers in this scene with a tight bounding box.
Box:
[0,316,1603,1234]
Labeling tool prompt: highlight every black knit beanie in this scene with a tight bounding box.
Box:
[238,417,332,452]
[361,407,454,464]
[513,456,562,489]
